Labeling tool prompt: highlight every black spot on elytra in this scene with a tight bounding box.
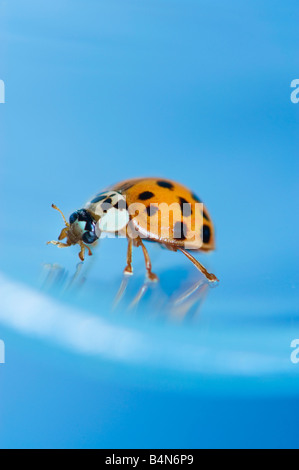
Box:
[114,199,127,210]
[179,197,192,217]
[157,180,174,190]
[139,191,154,201]
[173,221,187,240]
[203,211,210,221]
[101,200,113,213]
[191,192,202,203]
[202,225,211,244]
[90,194,106,204]
[146,205,159,217]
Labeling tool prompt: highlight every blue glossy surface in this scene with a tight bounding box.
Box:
[0,0,298,448]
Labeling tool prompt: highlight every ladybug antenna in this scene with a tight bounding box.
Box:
[51,203,69,227]
[47,204,71,248]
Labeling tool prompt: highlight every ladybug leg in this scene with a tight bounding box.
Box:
[113,238,133,309]
[58,227,69,241]
[78,242,93,261]
[78,243,86,261]
[47,240,71,248]
[138,238,158,282]
[177,247,219,282]
[123,238,133,275]
[84,243,93,257]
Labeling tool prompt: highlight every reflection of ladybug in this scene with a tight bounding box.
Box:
[47,177,218,282]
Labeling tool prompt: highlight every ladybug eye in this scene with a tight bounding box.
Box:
[82,231,97,244]
[69,212,78,224]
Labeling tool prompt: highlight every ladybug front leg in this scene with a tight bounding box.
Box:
[58,227,69,241]
[78,242,93,261]
[47,240,71,248]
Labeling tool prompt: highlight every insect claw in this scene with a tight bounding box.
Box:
[47,240,70,248]
[47,240,57,246]
[124,266,133,275]
[207,273,219,283]
[146,272,159,282]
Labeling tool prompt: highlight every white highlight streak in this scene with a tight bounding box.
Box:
[0,273,145,362]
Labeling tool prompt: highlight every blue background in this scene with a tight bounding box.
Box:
[0,0,299,448]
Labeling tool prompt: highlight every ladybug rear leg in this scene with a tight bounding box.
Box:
[138,238,158,282]
[178,247,219,282]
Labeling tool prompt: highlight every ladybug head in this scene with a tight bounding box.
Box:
[68,209,98,245]
[47,204,98,261]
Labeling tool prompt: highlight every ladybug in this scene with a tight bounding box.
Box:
[47,178,218,282]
